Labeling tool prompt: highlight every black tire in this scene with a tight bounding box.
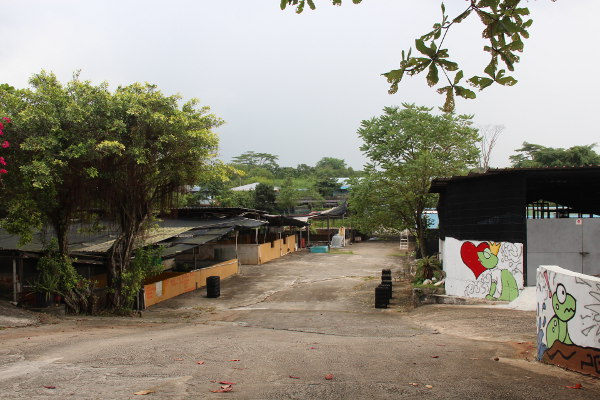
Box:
[206,276,221,298]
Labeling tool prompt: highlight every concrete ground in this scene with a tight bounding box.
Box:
[0,241,598,399]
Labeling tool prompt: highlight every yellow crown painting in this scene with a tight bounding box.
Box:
[488,242,501,256]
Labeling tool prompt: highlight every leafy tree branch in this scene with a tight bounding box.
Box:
[282,0,540,111]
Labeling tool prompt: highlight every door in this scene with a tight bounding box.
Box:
[526,218,600,285]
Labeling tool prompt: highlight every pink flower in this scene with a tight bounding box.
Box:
[0,169,7,174]
[2,117,11,123]
[0,157,5,166]
[1,141,9,148]
[0,130,3,135]
[0,122,3,130]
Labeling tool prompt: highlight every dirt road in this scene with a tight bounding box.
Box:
[0,241,597,399]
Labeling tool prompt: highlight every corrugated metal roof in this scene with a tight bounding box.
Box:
[0,216,267,254]
[160,243,197,257]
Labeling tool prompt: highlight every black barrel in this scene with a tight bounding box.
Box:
[206,276,220,298]
[375,285,389,308]
[381,269,393,297]
[380,281,392,300]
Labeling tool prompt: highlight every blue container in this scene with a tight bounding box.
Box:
[310,246,329,253]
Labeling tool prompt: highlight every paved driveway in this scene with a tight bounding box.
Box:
[0,241,597,399]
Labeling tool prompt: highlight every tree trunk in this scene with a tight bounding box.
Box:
[415,211,427,259]
[106,213,147,310]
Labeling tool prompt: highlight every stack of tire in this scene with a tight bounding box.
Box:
[375,269,393,308]
[381,269,393,298]
[206,276,220,298]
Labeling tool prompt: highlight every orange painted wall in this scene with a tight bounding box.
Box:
[143,259,239,308]
[258,235,297,264]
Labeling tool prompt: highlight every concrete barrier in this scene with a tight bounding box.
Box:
[536,265,600,377]
[143,259,239,308]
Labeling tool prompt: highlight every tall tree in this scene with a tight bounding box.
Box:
[276,178,300,214]
[352,104,479,257]
[253,183,277,212]
[0,71,112,255]
[314,177,339,198]
[99,83,224,309]
[282,1,535,112]
[232,151,279,171]
[315,157,352,178]
[510,142,600,168]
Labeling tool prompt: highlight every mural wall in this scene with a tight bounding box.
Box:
[536,265,600,377]
[443,237,524,300]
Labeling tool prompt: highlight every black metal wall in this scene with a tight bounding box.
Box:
[437,174,527,244]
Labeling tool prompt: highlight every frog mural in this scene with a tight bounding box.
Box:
[545,283,576,348]
[460,241,520,301]
[536,266,600,377]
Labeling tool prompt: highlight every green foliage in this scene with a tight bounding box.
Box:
[1,71,225,310]
[314,157,354,178]
[31,240,92,312]
[314,177,339,198]
[232,151,279,171]
[509,142,600,168]
[216,189,256,208]
[121,246,164,310]
[254,183,277,212]
[282,0,535,111]
[412,256,444,284]
[276,178,300,213]
[100,82,223,309]
[351,104,479,257]
[0,71,114,255]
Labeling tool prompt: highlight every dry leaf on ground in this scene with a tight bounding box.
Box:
[211,384,233,393]
[134,390,155,395]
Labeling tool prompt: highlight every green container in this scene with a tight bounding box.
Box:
[310,246,329,253]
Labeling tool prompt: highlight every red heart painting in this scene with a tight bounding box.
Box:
[460,241,489,279]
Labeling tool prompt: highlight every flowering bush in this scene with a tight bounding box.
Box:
[0,117,10,176]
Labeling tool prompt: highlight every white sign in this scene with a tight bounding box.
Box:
[576,219,583,225]
[156,281,163,297]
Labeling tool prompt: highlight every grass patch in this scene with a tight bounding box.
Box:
[389,252,410,257]
[362,275,376,281]
[329,249,353,255]
[192,306,216,313]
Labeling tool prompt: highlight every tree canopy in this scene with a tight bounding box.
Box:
[0,72,114,254]
[351,104,479,257]
[0,71,225,310]
[282,0,538,112]
[509,142,600,168]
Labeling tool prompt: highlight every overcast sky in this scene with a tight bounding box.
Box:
[1,1,598,169]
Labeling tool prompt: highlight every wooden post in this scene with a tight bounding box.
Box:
[12,258,17,303]
[193,246,197,269]
[327,216,331,247]
[18,256,23,302]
